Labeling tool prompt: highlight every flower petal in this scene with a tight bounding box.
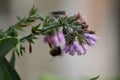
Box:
[81,44,87,54]
[85,38,96,47]
[62,44,70,53]
[76,45,84,55]
[57,31,65,42]
[72,41,85,55]
[84,33,98,42]
[73,40,80,50]
[49,35,59,46]
[69,45,76,55]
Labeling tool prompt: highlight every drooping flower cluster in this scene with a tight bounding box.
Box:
[62,33,98,55]
[62,40,87,55]
[43,11,98,56]
[0,6,99,80]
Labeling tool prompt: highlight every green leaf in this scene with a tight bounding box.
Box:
[43,16,51,27]
[29,5,37,16]
[16,18,26,25]
[20,34,37,43]
[7,29,18,37]
[0,57,21,80]
[16,26,23,31]
[10,52,16,67]
[14,42,22,56]
[16,16,22,21]
[37,16,44,21]
[3,66,11,80]
[62,26,67,35]
[0,38,18,58]
[77,33,85,44]
[32,24,41,35]
[0,65,4,80]
[0,29,6,39]
[89,76,100,80]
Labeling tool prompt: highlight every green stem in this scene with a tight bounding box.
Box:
[41,23,65,33]
[20,33,33,41]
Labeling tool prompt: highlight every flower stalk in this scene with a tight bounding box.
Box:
[0,5,99,80]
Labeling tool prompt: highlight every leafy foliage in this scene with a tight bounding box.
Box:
[0,57,21,80]
[0,5,98,80]
[10,52,16,67]
[0,38,18,58]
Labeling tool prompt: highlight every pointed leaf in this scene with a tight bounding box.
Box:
[89,76,100,80]
[10,52,16,67]
[3,66,11,80]
[0,65,3,80]
[29,5,37,16]
[16,16,22,21]
[0,38,18,58]
[0,57,21,80]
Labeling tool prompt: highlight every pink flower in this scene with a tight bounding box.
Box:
[57,31,65,42]
[43,35,59,46]
[84,33,98,42]
[81,44,88,53]
[84,33,98,47]
[62,40,87,55]
[43,31,65,47]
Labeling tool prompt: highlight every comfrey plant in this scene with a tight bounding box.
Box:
[0,6,98,80]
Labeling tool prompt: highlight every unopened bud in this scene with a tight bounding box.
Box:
[27,18,35,22]
[19,24,28,27]
[81,24,88,28]
[29,42,32,53]
[75,13,81,20]
[89,31,95,34]
[51,11,66,15]
[32,30,40,35]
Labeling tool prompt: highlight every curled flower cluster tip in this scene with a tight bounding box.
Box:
[42,11,98,56]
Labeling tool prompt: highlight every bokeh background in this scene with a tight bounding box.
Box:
[0,0,119,80]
